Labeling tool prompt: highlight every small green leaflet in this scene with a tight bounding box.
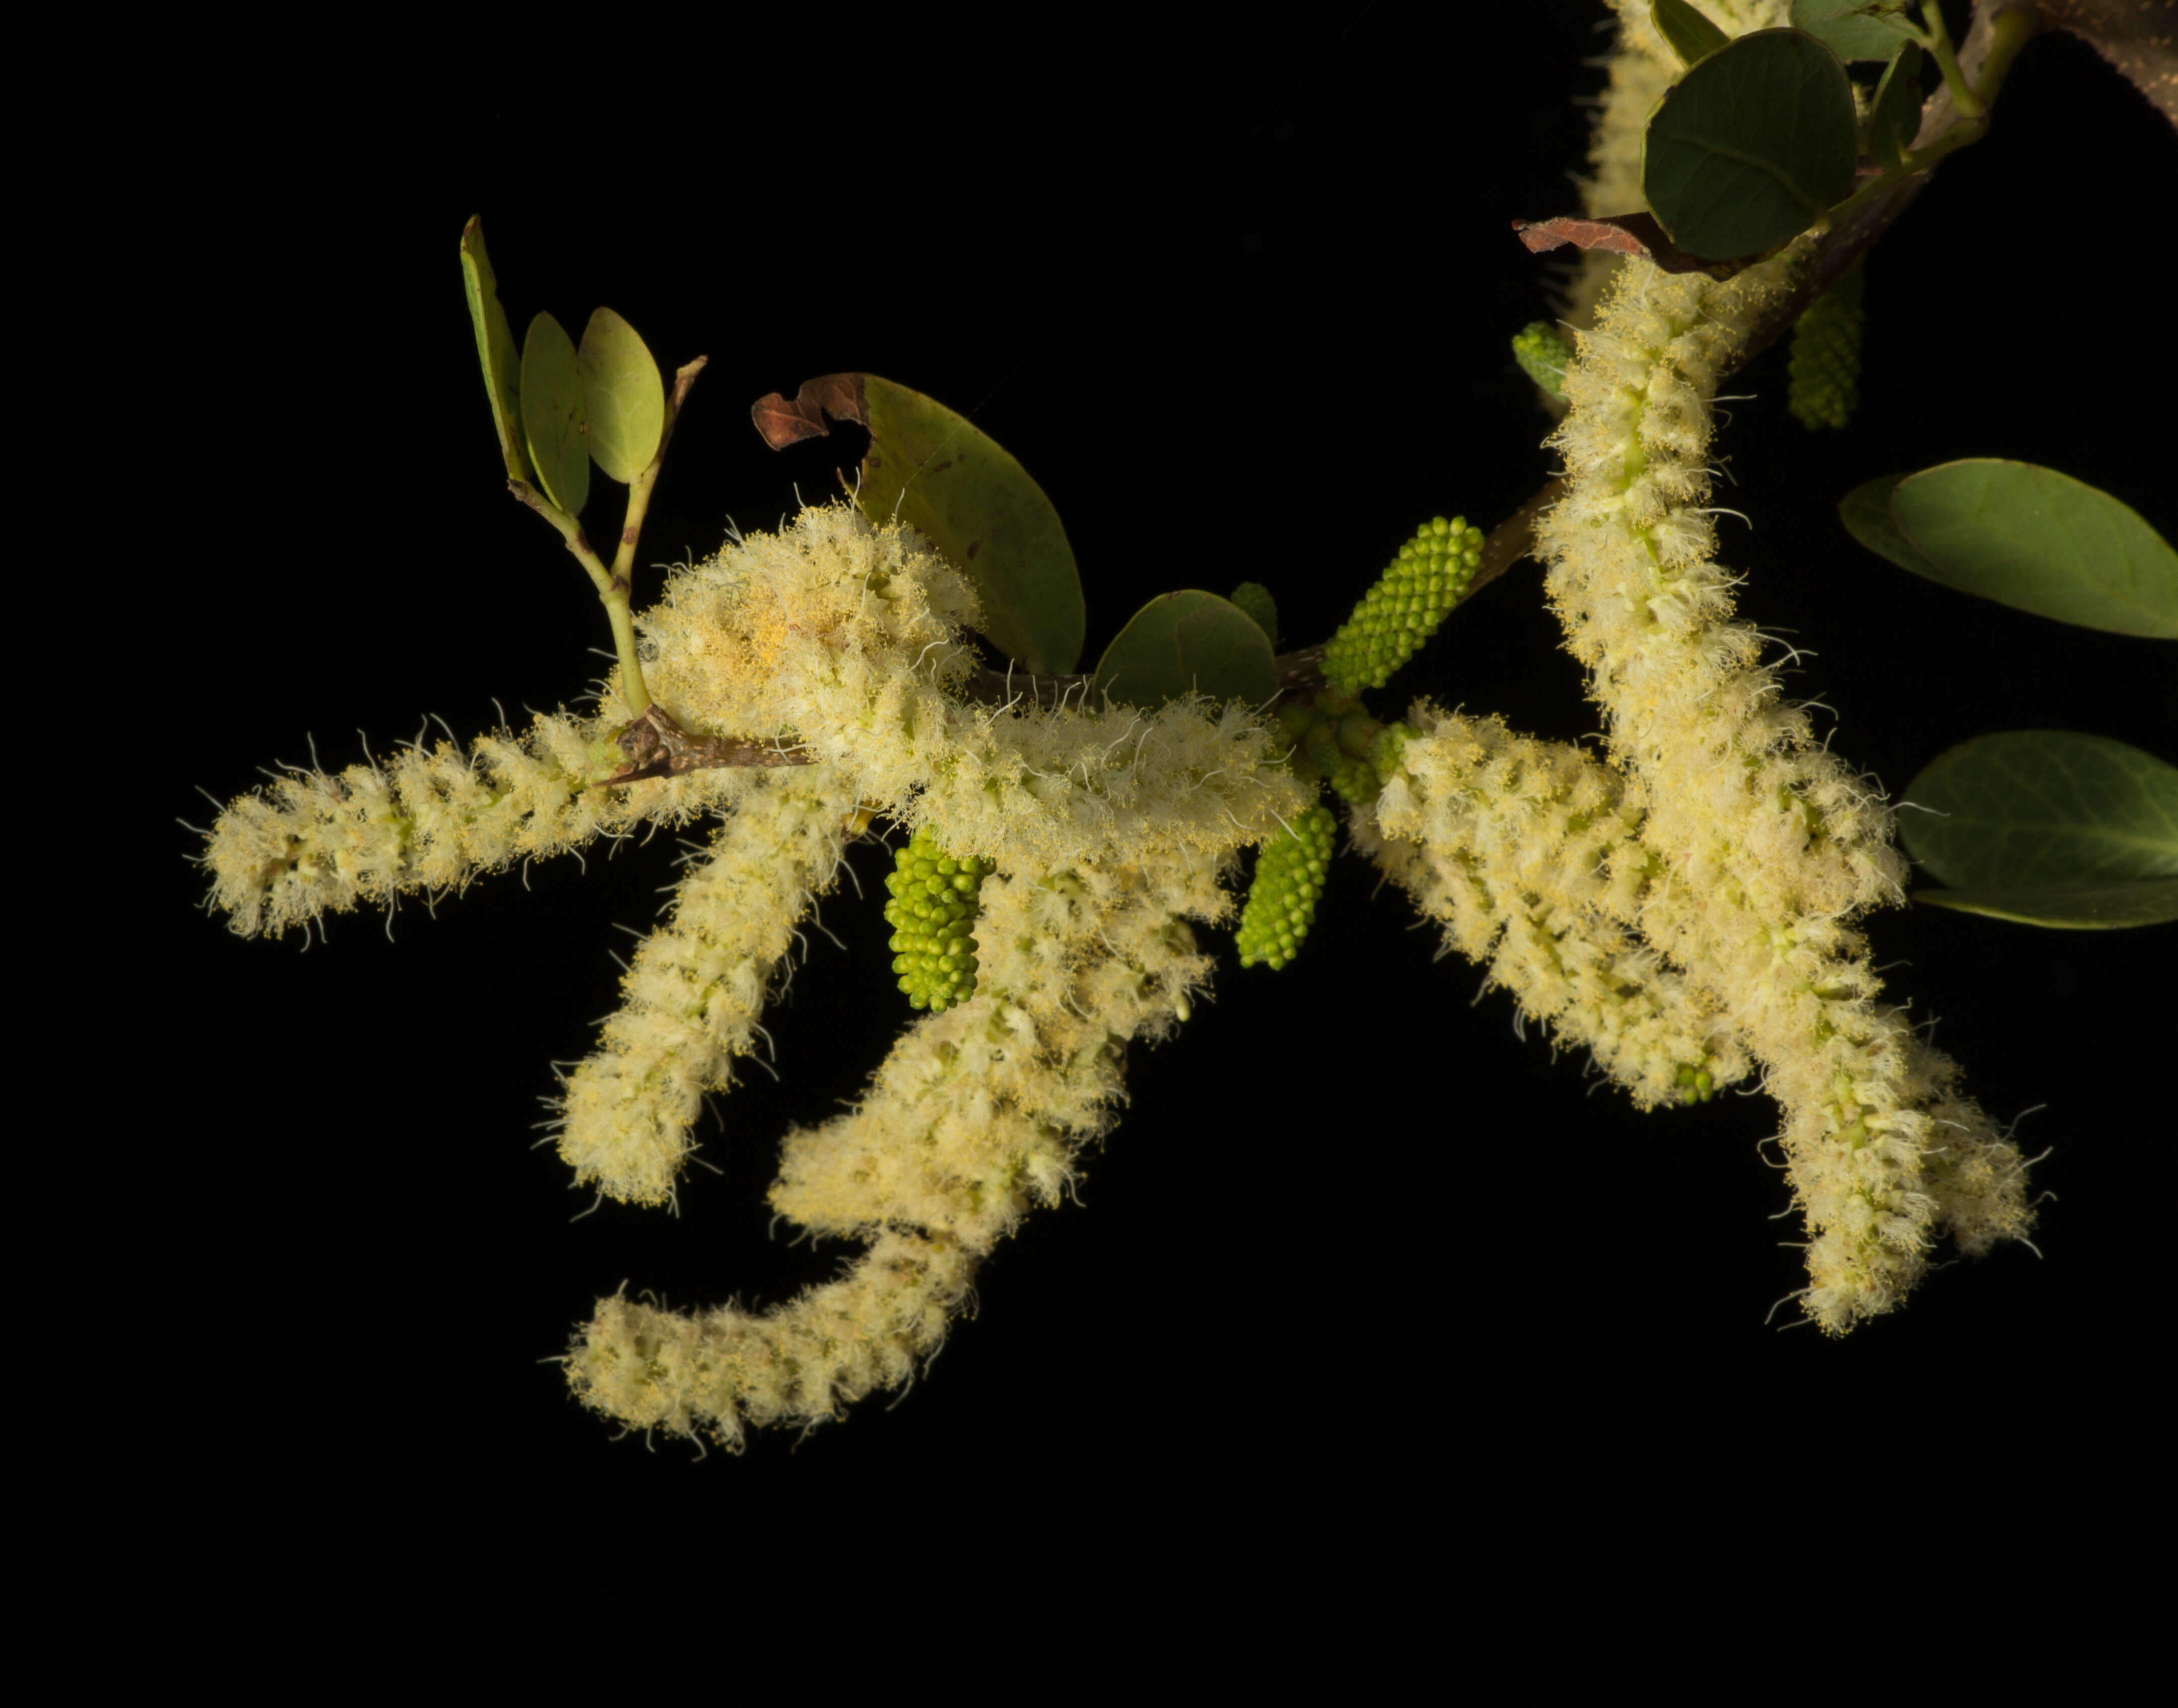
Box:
[1091,590,1278,710]
[459,217,532,484]
[520,312,588,518]
[1655,0,1730,66]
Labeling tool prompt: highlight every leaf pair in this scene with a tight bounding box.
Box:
[1642,4,1926,261]
[1840,459,2178,927]
[459,217,665,518]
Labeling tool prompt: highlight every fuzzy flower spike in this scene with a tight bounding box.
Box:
[1532,248,2036,1331]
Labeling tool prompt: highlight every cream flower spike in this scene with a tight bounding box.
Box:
[549,767,866,1209]
[203,706,746,940]
[1360,703,1750,1110]
[632,503,1305,872]
[1532,252,2035,1331]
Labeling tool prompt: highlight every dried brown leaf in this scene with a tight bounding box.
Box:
[751,372,869,450]
[1510,211,1740,277]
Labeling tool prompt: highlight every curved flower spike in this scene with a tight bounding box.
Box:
[551,767,864,1207]
[1534,251,2035,1331]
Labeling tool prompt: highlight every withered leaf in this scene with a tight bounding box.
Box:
[1510,212,1740,277]
[750,372,869,450]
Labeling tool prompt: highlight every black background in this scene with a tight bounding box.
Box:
[116,6,2170,1602]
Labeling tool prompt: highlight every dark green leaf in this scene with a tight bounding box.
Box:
[1091,590,1279,710]
[1790,0,1915,61]
[577,308,664,485]
[459,217,532,484]
[1866,39,1925,166]
[1655,0,1731,65]
[1887,459,2178,637]
[1228,581,1279,647]
[1903,731,2178,929]
[750,374,1086,674]
[520,312,588,517]
[1642,29,1859,259]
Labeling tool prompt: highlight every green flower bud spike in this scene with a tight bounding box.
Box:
[1787,260,1864,431]
[1228,581,1279,647]
[1512,320,1572,403]
[884,828,993,1011]
[1235,804,1336,970]
[1321,516,1485,694]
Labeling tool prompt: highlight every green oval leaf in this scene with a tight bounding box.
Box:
[1886,459,2178,637]
[1656,0,1731,66]
[1091,590,1278,711]
[1903,731,2178,928]
[459,217,532,483]
[1642,28,1858,260]
[577,307,664,485]
[1790,0,1913,62]
[751,374,1086,674]
[519,312,588,518]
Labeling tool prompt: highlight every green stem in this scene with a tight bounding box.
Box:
[508,480,652,716]
[602,586,650,717]
[609,357,707,596]
[1819,4,2040,231]
[1921,0,1985,121]
[1969,5,2038,111]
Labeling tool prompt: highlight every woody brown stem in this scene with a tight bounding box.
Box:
[602,704,812,785]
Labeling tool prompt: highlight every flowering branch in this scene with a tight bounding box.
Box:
[194,0,2167,1449]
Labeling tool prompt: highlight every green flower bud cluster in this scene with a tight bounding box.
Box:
[1512,320,1572,402]
[1321,516,1484,694]
[1235,804,1336,970]
[1674,1063,1717,1105]
[1277,696,1416,809]
[1787,261,1863,431]
[1361,721,1413,804]
[884,828,993,1011]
